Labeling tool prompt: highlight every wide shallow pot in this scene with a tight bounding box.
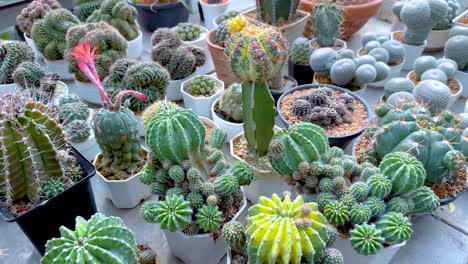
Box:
[181,75,225,118]
[199,0,229,30]
[334,236,406,264]
[166,72,196,101]
[277,84,372,149]
[454,70,468,97]
[368,59,405,88]
[163,189,247,264]
[43,58,73,80]
[74,79,102,105]
[173,25,209,48]
[211,97,243,140]
[425,29,450,52]
[129,1,189,32]
[24,35,42,61]
[0,83,16,95]
[93,148,151,209]
[230,130,292,203]
[391,31,427,71]
[207,29,240,86]
[288,59,314,85]
[127,30,143,59]
[300,0,384,39]
[0,147,96,255]
[453,8,468,28]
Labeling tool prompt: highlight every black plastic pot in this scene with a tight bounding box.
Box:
[129,1,189,32]
[0,147,97,255]
[198,1,204,21]
[269,75,298,104]
[288,59,314,85]
[277,83,372,149]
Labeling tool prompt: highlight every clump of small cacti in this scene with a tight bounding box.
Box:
[41,213,139,263]
[73,0,101,21]
[174,22,202,41]
[256,0,301,26]
[312,2,343,47]
[185,75,218,96]
[0,41,35,84]
[444,27,468,72]
[360,33,405,66]
[290,37,311,65]
[87,0,139,41]
[433,0,460,30]
[32,8,80,61]
[16,0,62,38]
[217,83,243,122]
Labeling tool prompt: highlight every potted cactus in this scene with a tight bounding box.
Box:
[70,41,152,208]
[391,0,450,70]
[65,22,127,105]
[151,28,206,101]
[212,10,239,28]
[444,26,468,96]
[128,0,190,32]
[31,8,81,80]
[309,1,347,51]
[0,40,35,94]
[199,0,230,30]
[211,83,243,140]
[425,0,461,51]
[140,100,251,264]
[16,0,61,61]
[289,37,314,85]
[223,193,344,264]
[0,92,97,255]
[87,0,143,59]
[453,7,468,27]
[172,22,209,47]
[181,75,224,118]
[73,0,101,21]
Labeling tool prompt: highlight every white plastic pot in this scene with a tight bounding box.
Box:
[127,30,143,59]
[172,25,209,48]
[334,236,406,264]
[211,97,243,140]
[449,78,463,107]
[72,134,100,162]
[93,148,151,209]
[455,70,468,97]
[74,79,102,105]
[24,35,42,61]
[310,38,347,52]
[199,115,219,130]
[43,58,74,80]
[378,0,397,22]
[0,83,16,95]
[453,9,468,28]
[166,72,196,101]
[163,190,247,264]
[368,59,405,88]
[199,0,229,30]
[425,29,450,51]
[391,31,427,71]
[181,75,224,118]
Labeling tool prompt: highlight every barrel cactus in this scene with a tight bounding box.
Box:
[13,61,53,90]
[375,212,413,244]
[407,186,440,214]
[412,80,451,114]
[59,102,90,123]
[324,201,350,226]
[312,2,343,47]
[73,0,101,21]
[16,0,61,38]
[218,83,243,122]
[86,0,139,41]
[41,213,138,263]
[256,0,300,26]
[290,37,311,65]
[174,22,201,41]
[0,41,35,84]
[349,223,384,255]
[222,221,246,253]
[196,205,223,232]
[140,195,192,232]
[65,119,91,143]
[32,8,80,60]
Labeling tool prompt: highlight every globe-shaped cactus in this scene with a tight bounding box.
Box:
[376,212,413,244]
[349,223,384,256]
[380,152,426,195]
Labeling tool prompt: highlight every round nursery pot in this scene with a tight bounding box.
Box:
[211,97,243,140]
[277,83,372,149]
[74,79,102,105]
[181,75,225,118]
[129,0,189,32]
[166,72,196,101]
[310,38,347,52]
[334,236,406,264]
[24,35,42,61]
[269,75,298,103]
[127,30,143,59]
[173,25,209,48]
[43,58,73,80]
[163,189,247,264]
[199,0,229,30]
[299,0,383,39]
[288,58,314,85]
[425,29,450,52]
[207,29,241,86]
[0,147,97,255]
[391,31,427,71]
[229,129,293,203]
[0,83,17,95]
[93,148,151,209]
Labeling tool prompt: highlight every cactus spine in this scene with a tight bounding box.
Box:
[218,83,243,122]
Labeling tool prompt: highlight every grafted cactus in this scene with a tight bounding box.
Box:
[31,8,80,60]
[312,2,343,47]
[41,213,139,264]
[86,0,139,41]
[0,41,35,84]
[256,0,300,26]
[218,83,243,122]
[16,0,61,38]
[65,22,127,83]
[73,0,101,21]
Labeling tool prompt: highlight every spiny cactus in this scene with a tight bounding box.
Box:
[141,195,192,232]
[59,102,90,123]
[174,22,201,41]
[380,152,425,195]
[349,223,384,256]
[16,0,61,38]
[32,8,80,61]
[13,62,56,93]
[218,83,243,122]
[256,0,300,26]
[412,80,451,115]
[350,182,369,201]
[322,248,344,264]
[196,205,222,232]
[222,221,246,253]
[324,201,350,226]
[312,2,343,47]
[86,0,139,41]
[209,128,227,150]
[41,213,138,264]
[66,22,127,83]
[290,37,311,65]
[186,75,217,96]
[375,212,413,244]
[65,119,91,143]
[0,41,35,84]
[42,178,64,198]
[59,94,80,105]
[366,197,386,217]
[73,0,101,21]
[407,186,440,214]
[215,19,234,48]
[385,197,412,214]
[367,173,392,199]
[350,203,372,224]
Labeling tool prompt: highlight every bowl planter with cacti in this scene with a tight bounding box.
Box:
[424,0,461,51]
[212,10,239,28]
[224,193,345,264]
[199,0,230,30]
[289,37,314,85]
[181,75,224,118]
[172,22,209,48]
[211,83,243,140]
[444,26,468,97]
[128,0,189,32]
[0,92,97,255]
[308,1,347,52]
[453,7,468,27]
[0,40,36,94]
[151,28,207,101]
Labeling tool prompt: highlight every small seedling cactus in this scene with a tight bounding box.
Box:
[218,83,243,122]
[16,0,61,38]
[312,1,343,47]
[256,0,301,26]
[290,37,311,65]
[186,75,217,96]
[174,22,202,41]
[0,41,35,84]
[73,0,101,21]
[65,119,91,143]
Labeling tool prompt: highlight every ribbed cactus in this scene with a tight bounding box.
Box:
[0,41,35,84]
[140,195,192,232]
[196,205,222,232]
[16,0,61,38]
[174,22,201,41]
[350,203,372,224]
[349,224,384,256]
[367,173,392,199]
[412,80,451,114]
[186,75,216,96]
[380,152,425,196]
[218,83,243,122]
[246,194,329,263]
[215,19,232,47]
[222,221,246,253]
[290,37,311,65]
[13,61,46,89]
[224,21,288,155]
[324,201,350,226]
[41,213,139,264]
[73,0,101,21]
[256,0,300,26]
[407,186,440,214]
[268,123,329,177]
[312,2,343,47]
[66,22,127,83]
[444,34,468,71]
[383,78,415,98]
[392,0,449,45]
[32,8,80,60]
[375,212,413,244]
[86,0,139,41]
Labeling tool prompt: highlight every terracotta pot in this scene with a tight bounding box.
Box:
[206,29,240,87]
[299,0,384,40]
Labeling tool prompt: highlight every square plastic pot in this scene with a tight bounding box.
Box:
[0,147,97,255]
[334,236,406,264]
[43,58,74,80]
[391,31,426,71]
[0,83,16,95]
[166,72,196,101]
[199,0,229,30]
[211,97,243,140]
[127,30,143,59]
[181,75,224,118]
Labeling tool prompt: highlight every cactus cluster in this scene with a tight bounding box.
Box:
[73,0,101,21]
[174,22,202,41]
[433,0,460,30]
[291,87,356,128]
[290,37,311,65]
[151,28,206,80]
[185,75,218,96]
[256,0,300,26]
[103,58,170,112]
[312,2,343,47]
[65,22,128,83]
[41,213,139,264]
[361,33,405,66]
[0,40,35,84]
[16,0,61,38]
[217,83,243,122]
[87,0,139,41]
[444,27,468,72]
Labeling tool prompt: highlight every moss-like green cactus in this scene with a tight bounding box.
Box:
[73,0,101,21]
[349,223,384,256]
[196,205,222,232]
[186,75,217,96]
[290,37,311,65]
[256,0,300,26]
[0,41,35,84]
[380,152,425,196]
[41,213,138,264]
[174,22,201,41]
[312,2,343,47]
[376,212,413,244]
[16,0,62,38]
